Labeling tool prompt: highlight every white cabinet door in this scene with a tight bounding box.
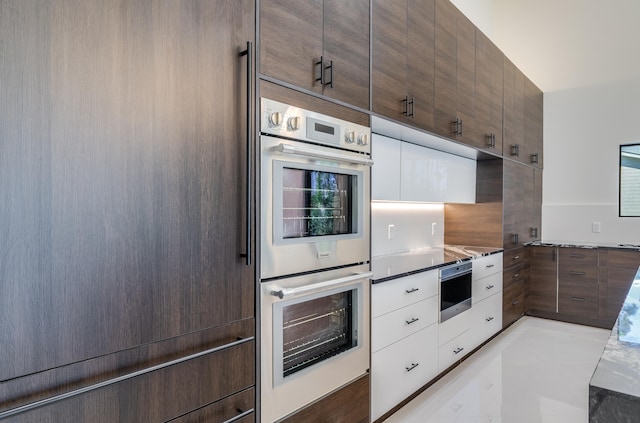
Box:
[371,270,438,318]
[372,296,439,352]
[446,153,476,203]
[472,272,503,304]
[372,134,401,201]
[438,329,473,372]
[401,142,447,202]
[371,324,439,421]
[472,253,503,281]
[469,291,503,349]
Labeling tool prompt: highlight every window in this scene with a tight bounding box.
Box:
[620,144,640,217]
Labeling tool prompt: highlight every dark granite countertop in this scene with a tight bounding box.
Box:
[371,245,503,283]
[526,241,640,251]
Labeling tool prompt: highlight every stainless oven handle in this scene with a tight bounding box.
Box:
[275,143,374,166]
[271,271,374,299]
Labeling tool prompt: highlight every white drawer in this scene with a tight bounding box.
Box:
[371,324,439,421]
[438,306,471,346]
[469,291,503,349]
[472,253,503,281]
[438,329,472,372]
[372,270,438,318]
[472,272,503,304]
[372,296,438,352]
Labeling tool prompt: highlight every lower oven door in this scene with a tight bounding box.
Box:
[260,265,371,422]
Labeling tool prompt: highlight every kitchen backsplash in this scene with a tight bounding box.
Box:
[371,202,444,257]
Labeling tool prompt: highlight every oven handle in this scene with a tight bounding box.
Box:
[275,143,374,166]
[271,271,374,300]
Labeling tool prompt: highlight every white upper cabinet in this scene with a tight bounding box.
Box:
[372,133,476,203]
[372,134,401,201]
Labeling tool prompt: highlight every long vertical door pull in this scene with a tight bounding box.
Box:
[240,41,253,266]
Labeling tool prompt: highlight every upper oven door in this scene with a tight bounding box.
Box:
[261,135,371,279]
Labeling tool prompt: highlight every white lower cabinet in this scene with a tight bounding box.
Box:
[438,327,473,372]
[371,324,439,421]
[469,291,503,348]
[372,296,438,353]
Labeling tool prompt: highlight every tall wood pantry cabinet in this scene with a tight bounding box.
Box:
[0,1,256,421]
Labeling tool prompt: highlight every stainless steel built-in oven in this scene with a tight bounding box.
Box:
[260,98,372,280]
[440,261,473,322]
[260,265,371,423]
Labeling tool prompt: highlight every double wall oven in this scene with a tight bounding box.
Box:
[259,98,372,422]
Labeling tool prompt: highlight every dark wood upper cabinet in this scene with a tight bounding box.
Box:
[503,57,543,167]
[0,0,255,416]
[475,29,504,152]
[503,160,540,250]
[260,0,369,109]
[372,0,435,130]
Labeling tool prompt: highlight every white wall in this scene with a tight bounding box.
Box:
[450,0,640,244]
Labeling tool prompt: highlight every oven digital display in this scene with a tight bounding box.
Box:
[315,122,334,135]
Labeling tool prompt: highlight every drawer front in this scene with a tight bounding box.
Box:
[372,270,438,318]
[472,253,503,281]
[503,247,526,269]
[472,272,503,304]
[438,307,472,346]
[372,296,438,352]
[558,280,598,317]
[470,292,503,349]
[371,325,439,421]
[503,263,525,290]
[503,281,525,327]
[558,248,598,265]
[169,387,254,422]
[438,329,472,372]
[558,265,599,284]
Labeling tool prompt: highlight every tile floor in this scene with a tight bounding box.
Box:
[384,317,610,423]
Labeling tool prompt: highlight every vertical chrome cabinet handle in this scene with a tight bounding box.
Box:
[239,41,253,266]
[315,56,325,85]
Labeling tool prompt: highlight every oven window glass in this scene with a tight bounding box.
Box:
[281,289,355,378]
[441,272,472,311]
[282,168,354,239]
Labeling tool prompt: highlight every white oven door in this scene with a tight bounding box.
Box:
[260,265,371,423]
[261,135,371,279]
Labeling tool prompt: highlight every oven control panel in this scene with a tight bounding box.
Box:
[261,98,371,154]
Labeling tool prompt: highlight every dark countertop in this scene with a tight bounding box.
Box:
[527,241,640,251]
[371,245,503,283]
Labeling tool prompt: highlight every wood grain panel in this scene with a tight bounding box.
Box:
[433,0,457,138]
[407,0,436,130]
[1,0,255,382]
[282,374,370,423]
[444,202,503,248]
[528,246,557,313]
[168,387,254,423]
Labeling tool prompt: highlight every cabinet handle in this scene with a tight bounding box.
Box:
[324,59,334,88]
[486,316,494,322]
[512,300,520,305]
[513,255,521,260]
[408,96,415,118]
[405,362,420,372]
[402,95,409,116]
[569,253,586,258]
[240,41,253,266]
[315,56,325,85]
[530,227,539,238]
[405,317,420,325]
[512,274,520,279]
[0,336,255,419]
[486,284,495,290]
[486,264,495,268]
[511,144,520,156]
[531,153,539,164]
[486,133,495,148]
[221,409,255,423]
[570,271,586,276]
[512,233,519,245]
[452,118,463,136]
[405,287,420,294]
[569,297,585,302]
[453,347,464,355]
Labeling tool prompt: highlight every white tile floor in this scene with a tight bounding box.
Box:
[384,317,610,423]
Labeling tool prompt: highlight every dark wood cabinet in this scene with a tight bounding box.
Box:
[600,249,640,323]
[260,0,370,109]
[372,0,435,130]
[503,57,543,167]
[503,160,540,250]
[0,0,255,419]
[557,249,599,317]
[433,0,477,144]
[474,29,504,153]
[281,374,370,423]
[528,246,557,313]
[502,247,528,328]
